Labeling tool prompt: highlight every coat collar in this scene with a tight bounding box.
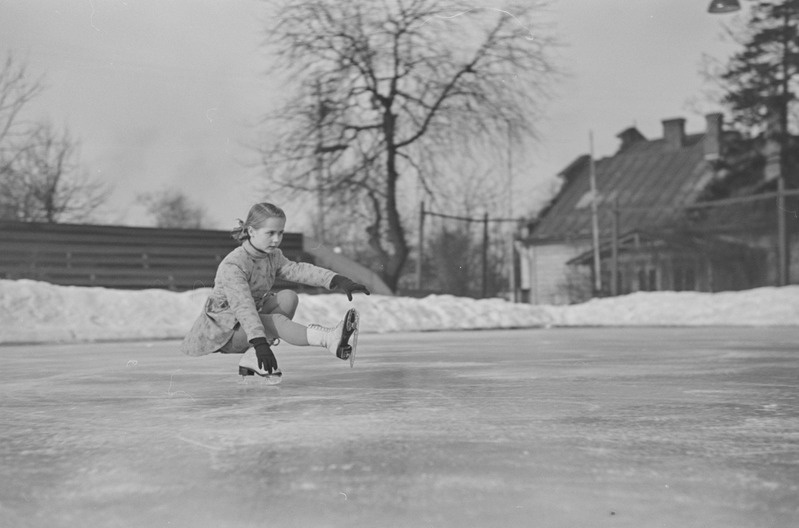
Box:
[242,239,271,260]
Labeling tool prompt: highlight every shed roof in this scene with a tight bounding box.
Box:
[530,130,713,242]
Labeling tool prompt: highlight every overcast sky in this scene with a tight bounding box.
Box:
[0,0,744,230]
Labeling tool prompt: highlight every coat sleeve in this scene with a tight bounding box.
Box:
[275,250,337,288]
[216,260,267,342]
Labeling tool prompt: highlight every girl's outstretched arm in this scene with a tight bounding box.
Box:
[274,250,336,288]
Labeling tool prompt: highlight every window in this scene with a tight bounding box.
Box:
[685,267,696,290]
[637,267,657,291]
[674,264,696,292]
[648,269,657,291]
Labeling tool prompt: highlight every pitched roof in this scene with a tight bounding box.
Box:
[530,129,713,242]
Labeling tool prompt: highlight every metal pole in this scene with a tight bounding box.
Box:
[507,123,516,302]
[589,131,602,294]
[416,201,425,291]
[482,212,489,298]
[778,5,791,285]
[509,230,517,303]
[315,81,325,242]
[611,198,619,295]
[778,177,789,285]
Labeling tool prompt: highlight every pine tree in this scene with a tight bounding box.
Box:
[713,0,799,192]
[721,0,799,135]
[712,1,798,288]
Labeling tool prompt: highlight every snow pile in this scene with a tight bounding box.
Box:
[546,287,799,327]
[0,280,209,343]
[1,279,798,344]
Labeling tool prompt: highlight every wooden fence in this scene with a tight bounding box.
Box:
[0,221,310,291]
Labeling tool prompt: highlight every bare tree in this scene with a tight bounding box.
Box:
[258,0,558,291]
[137,188,207,229]
[0,53,109,223]
[0,53,43,188]
[1,123,110,222]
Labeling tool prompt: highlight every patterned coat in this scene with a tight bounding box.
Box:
[181,240,336,356]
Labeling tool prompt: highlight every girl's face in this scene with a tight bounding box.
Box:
[248,217,285,253]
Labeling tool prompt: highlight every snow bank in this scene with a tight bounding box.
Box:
[1,279,797,344]
[546,287,799,327]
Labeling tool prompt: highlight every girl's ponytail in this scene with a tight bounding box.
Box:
[230,218,249,243]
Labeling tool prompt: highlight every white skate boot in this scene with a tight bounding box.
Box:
[306,308,359,367]
[238,348,283,384]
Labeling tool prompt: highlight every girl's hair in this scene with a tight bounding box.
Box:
[230,203,286,243]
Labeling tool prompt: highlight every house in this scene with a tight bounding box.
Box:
[516,113,794,305]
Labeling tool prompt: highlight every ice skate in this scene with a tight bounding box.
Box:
[238,348,283,384]
[307,308,360,367]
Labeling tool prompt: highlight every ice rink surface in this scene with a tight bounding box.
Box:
[2,327,798,528]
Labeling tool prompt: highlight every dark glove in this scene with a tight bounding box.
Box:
[249,337,278,374]
[330,274,371,301]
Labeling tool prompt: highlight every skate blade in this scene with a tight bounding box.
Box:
[239,367,283,385]
[263,373,282,385]
[347,310,359,368]
[336,308,358,362]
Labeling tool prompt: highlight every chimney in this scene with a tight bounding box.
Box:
[616,126,646,152]
[703,113,723,161]
[662,118,686,150]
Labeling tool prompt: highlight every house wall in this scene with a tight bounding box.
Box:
[601,247,769,294]
[518,231,797,305]
[614,253,708,293]
[715,232,798,287]
[518,241,592,305]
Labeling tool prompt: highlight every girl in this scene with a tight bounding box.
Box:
[181,202,370,381]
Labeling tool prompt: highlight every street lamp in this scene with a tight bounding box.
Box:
[707,0,741,13]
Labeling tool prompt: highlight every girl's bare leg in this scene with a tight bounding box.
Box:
[220,290,310,353]
[260,290,299,319]
[261,313,309,345]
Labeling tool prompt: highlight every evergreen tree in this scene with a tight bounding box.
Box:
[709,0,799,194]
[708,1,799,288]
[721,0,799,136]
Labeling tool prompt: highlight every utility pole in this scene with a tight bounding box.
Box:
[611,198,620,295]
[507,123,516,302]
[589,131,602,294]
[482,211,489,298]
[417,201,425,291]
[777,3,791,285]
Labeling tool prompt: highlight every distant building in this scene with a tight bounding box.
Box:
[516,113,796,305]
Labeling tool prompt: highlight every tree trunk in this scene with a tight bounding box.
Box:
[380,110,409,292]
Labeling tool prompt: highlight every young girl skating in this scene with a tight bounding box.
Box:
[181,203,370,381]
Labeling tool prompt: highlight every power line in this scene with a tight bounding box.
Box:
[424,209,521,223]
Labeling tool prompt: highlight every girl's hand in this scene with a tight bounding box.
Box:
[249,337,278,374]
[330,275,371,301]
